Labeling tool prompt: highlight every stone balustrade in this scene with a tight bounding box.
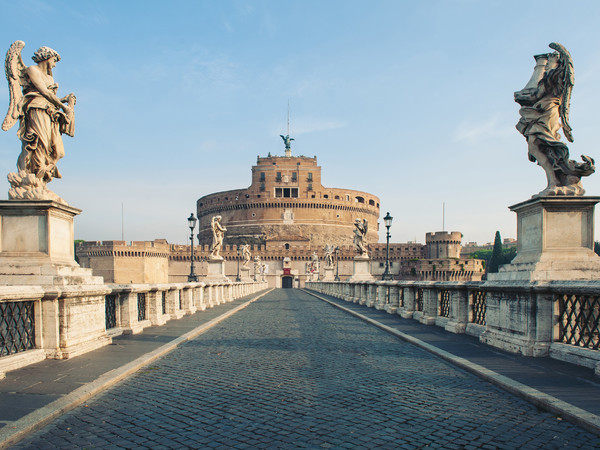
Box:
[306,280,600,376]
[0,280,268,376]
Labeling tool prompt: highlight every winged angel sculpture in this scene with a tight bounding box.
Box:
[353,218,369,258]
[514,42,594,197]
[2,41,76,203]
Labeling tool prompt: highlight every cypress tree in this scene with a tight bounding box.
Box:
[488,231,503,273]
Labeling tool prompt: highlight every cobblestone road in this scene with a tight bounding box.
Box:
[15,290,600,449]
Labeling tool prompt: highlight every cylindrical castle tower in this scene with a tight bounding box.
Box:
[425,231,462,259]
[196,153,380,248]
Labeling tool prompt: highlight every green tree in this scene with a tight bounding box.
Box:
[595,241,600,257]
[487,231,503,273]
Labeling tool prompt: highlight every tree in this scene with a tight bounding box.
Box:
[595,241,600,257]
[487,231,503,273]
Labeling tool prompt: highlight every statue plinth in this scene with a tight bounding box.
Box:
[488,196,600,282]
[205,257,230,283]
[322,266,335,281]
[348,256,374,282]
[240,267,252,281]
[0,200,103,285]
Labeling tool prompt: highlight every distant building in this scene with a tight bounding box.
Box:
[77,141,484,286]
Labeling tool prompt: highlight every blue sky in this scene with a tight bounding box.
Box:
[2,1,600,245]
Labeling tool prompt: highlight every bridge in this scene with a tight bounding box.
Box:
[1,288,599,448]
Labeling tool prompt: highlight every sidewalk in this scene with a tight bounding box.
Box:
[0,289,272,448]
[304,289,600,436]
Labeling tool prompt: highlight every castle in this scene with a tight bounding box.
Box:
[77,140,484,286]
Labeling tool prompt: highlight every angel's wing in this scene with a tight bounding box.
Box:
[2,40,27,132]
[363,219,368,235]
[549,42,574,143]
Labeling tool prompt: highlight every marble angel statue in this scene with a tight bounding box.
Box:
[209,215,227,259]
[3,41,76,202]
[323,244,335,268]
[241,244,251,268]
[514,42,594,197]
[353,218,369,258]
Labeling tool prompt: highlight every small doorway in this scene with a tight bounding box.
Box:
[282,276,293,289]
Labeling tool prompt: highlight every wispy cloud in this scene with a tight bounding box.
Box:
[453,114,513,145]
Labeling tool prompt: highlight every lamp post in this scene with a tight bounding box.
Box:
[187,213,198,282]
[334,246,340,281]
[382,212,393,280]
[236,246,241,282]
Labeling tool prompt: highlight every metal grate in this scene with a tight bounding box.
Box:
[137,293,147,322]
[557,294,599,350]
[471,290,487,326]
[415,288,423,312]
[439,290,450,318]
[385,286,391,304]
[399,288,404,308]
[161,291,166,315]
[105,295,117,329]
[0,301,35,357]
[178,291,182,310]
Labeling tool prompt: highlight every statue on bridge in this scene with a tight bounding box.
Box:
[209,215,227,259]
[353,218,369,258]
[324,244,335,268]
[514,42,594,197]
[3,41,76,203]
[241,244,251,268]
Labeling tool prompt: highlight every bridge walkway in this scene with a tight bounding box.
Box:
[2,288,599,448]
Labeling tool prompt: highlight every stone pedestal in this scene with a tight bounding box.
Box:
[205,257,230,282]
[0,201,102,285]
[240,267,252,281]
[348,256,374,282]
[322,266,335,281]
[488,196,600,282]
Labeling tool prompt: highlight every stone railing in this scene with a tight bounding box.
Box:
[0,280,268,376]
[306,280,600,376]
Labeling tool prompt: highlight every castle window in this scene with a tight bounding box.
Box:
[285,243,290,250]
[260,172,265,181]
[292,173,297,182]
[369,199,375,206]
[276,172,282,182]
[346,195,350,201]
[307,173,313,181]
[324,194,329,199]
[308,183,313,191]
[260,183,265,191]
[335,195,340,200]
[252,213,256,217]
[245,194,250,198]
[355,196,365,203]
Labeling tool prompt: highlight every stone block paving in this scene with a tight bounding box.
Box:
[14,289,600,449]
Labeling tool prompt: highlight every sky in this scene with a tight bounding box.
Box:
[2,0,600,246]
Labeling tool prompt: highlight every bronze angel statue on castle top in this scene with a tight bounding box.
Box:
[3,40,76,202]
[514,42,594,197]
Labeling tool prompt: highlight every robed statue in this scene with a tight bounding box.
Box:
[353,218,369,258]
[241,244,251,268]
[514,42,594,197]
[3,41,76,203]
[209,215,227,259]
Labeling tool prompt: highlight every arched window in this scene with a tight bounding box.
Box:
[285,243,290,250]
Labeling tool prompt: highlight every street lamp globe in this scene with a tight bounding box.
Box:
[384,212,393,229]
[188,213,197,231]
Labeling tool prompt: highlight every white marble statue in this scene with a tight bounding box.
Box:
[3,41,76,203]
[324,244,335,268]
[353,218,369,258]
[253,255,261,275]
[514,42,594,197]
[241,244,251,268]
[310,251,319,273]
[209,215,227,259]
